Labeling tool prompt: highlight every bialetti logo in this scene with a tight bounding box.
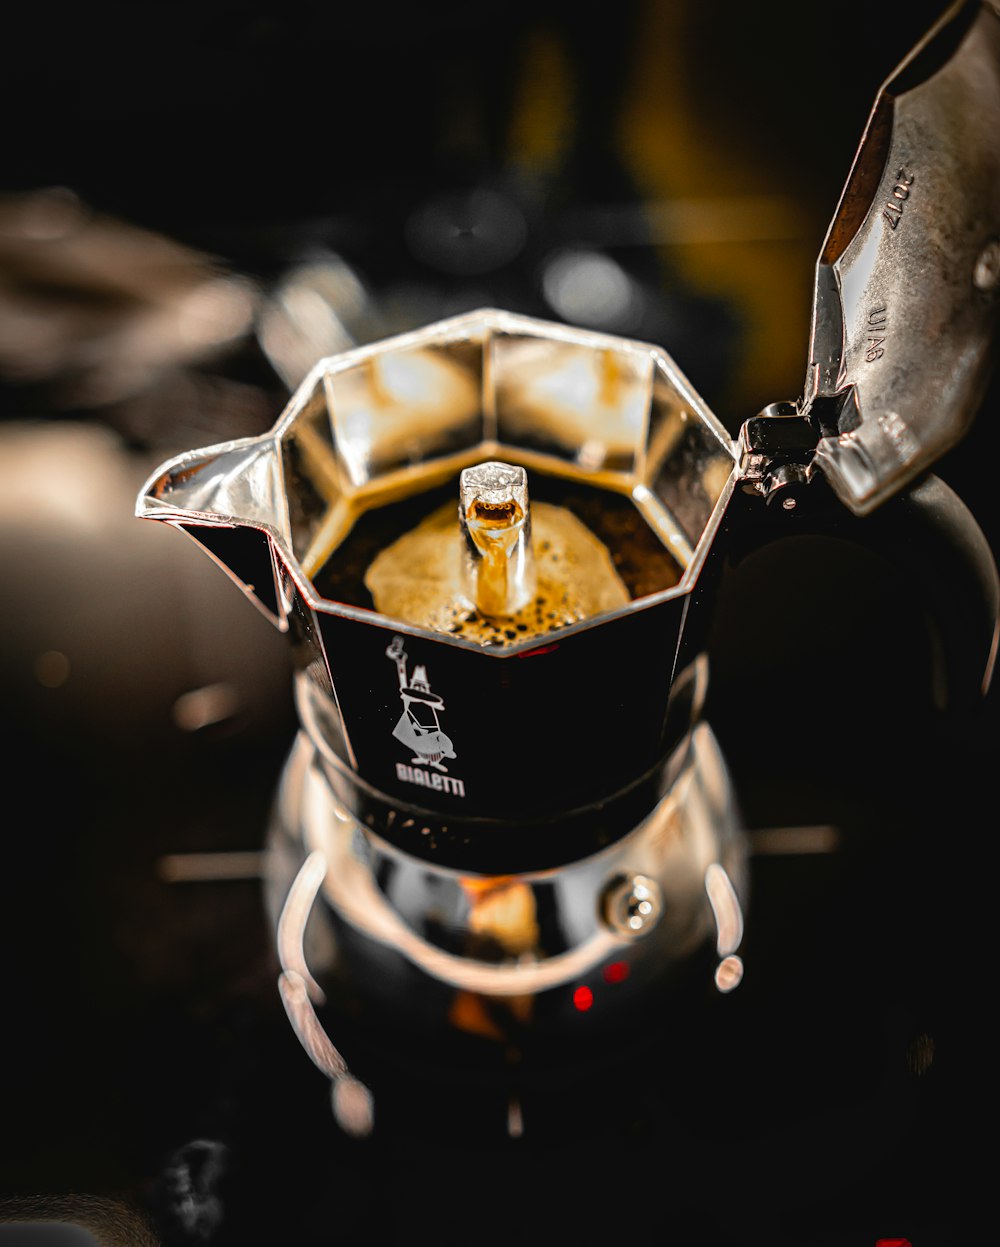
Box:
[395,762,466,796]
[386,636,466,798]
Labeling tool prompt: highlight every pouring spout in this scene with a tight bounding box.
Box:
[136,435,286,531]
[136,435,289,627]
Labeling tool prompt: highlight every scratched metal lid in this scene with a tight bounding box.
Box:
[802,0,1000,515]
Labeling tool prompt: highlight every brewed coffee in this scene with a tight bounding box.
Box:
[313,461,683,646]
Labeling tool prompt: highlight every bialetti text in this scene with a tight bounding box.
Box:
[395,762,466,797]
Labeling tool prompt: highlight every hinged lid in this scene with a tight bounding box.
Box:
[801,0,1000,515]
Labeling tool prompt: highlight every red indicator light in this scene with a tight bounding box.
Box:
[876,1241,912,1247]
[572,985,593,1012]
[603,960,629,984]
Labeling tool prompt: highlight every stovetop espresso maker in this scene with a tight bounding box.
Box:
[137,0,1000,1138]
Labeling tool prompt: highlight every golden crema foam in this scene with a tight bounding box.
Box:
[365,500,629,646]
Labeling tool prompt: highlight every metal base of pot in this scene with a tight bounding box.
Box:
[263,719,748,1132]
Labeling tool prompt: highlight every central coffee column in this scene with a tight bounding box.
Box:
[458,461,536,618]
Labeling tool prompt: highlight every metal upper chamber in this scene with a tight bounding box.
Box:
[136,309,737,638]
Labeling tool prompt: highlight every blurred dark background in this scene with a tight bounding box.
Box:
[1,1,996,1244]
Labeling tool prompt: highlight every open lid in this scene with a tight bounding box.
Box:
[803,0,1000,515]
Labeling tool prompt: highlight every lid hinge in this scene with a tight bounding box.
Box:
[738,401,821,505]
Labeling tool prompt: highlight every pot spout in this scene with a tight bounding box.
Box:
[136,435,288,626]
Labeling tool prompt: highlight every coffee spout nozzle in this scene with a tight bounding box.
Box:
[459,461,536,618]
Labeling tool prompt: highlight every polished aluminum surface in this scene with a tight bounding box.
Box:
[263,713,745,1128]
[804,0,1000,514]
[268,719,746,1000]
